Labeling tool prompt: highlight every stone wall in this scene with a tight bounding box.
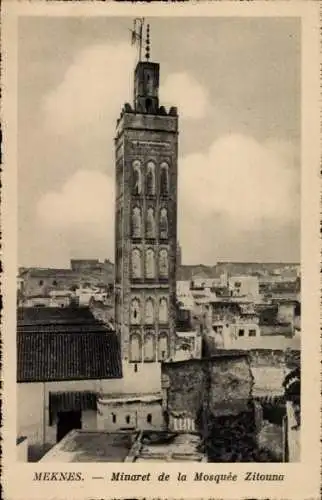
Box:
[162,352,253,424]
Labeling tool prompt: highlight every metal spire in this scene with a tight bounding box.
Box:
[145,23,150,61]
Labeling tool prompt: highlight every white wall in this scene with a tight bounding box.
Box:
[286,401,300,462]
[229,276,259,301]
[97,400,164,432]
[17,383,44,446]
[17,438,28,462]
[17,378,126,457]
[119,361,162,394]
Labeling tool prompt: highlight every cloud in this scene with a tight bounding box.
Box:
[37,170,115,259]
[178,134,300,263]
[43,45,208,139]
[37,169,114,227]
[179,134,299,226]
[43,43,136,136]
[160,72,209,119]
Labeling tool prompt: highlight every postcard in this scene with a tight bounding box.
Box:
[2,1,320,499]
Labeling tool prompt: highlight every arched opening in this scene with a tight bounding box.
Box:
[144,333,155,362]
[145,98,152,113]
[147,414,152,424]
[129,333,142,362]
[158,333,169,361]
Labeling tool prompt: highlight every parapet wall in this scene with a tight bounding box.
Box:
[162,353,253,423]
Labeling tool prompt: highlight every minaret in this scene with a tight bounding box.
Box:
[114,23,179,393]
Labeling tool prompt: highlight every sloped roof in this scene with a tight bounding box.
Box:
[17,306,104,327]
[17,307,122,382]
[17,330,122,382]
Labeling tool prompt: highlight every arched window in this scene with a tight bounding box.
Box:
[160,162,169,195]
[159,249,169,277]
[159,297,168,324]
[131,248,142,279]
[132,160,142,195]
[117,208,123,240]
[145,297,154,324]
[144,333,155,361]
[146,161,156,195]
[160,208,168,239]
[145,249,156,279]
[116,247,122,281]
[129,333,142,362]
[158,333,169,361]
[130,298,141,324]
[145,71,153,95]
[112,413,116,423]
[125,415,131,424]
[147,413,152,424]
[132,206,142,238]
[115,293,122,323]
[146,207,156,238]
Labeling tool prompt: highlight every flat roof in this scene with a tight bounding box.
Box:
[98,393,162,404]
[40,429,207,463]
[126,431,206,462]
[40,430,138,463]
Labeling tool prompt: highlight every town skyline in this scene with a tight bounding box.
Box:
[18,16,300,267]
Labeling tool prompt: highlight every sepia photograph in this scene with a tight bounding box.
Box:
[15,14,303,465]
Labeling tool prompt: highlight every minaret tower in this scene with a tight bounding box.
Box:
[114,22,178,392]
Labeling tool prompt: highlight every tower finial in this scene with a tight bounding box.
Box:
[145,23,150,61]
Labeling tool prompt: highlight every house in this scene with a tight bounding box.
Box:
[228,275,260,302]
[18,260,114,298]
[199,298,260,348]
[17,306,123,461]
[21,293,72,308]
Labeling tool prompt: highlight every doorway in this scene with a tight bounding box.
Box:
[56,410,82,443]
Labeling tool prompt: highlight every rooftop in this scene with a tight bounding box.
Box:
[126,431,206,462]
[39,429,206,463]
[39,430,138,463]
[17,307,122,382]
[17,305,102,326]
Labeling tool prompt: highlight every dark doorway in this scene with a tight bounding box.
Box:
[56,410,82,443]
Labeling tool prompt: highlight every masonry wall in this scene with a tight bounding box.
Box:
[162,354,253,426]
[162,359,205,423]
[97,399,164,432]
[208,356,253,416]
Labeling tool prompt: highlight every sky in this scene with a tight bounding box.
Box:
[18,16,301,267]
